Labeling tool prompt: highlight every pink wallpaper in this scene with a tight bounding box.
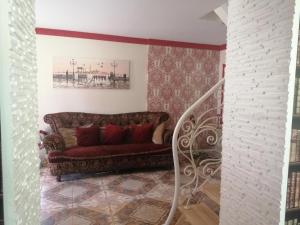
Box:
[147,45,220,128]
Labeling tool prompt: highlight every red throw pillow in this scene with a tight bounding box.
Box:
[102,124,126,145]
[128,123,153,143]
[76,126,100,146]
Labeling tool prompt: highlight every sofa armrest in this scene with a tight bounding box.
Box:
[163,129,173,145]
[43,134,65,153]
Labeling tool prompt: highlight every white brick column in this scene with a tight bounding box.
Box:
[0,0,40,224]
[220,1,300,225]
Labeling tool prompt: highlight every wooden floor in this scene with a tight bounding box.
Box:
[202,180,220,204]
[175,178,220,225]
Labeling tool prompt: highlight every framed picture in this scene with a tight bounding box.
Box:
[53,57,130,89]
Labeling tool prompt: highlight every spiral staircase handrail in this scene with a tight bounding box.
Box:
[164,78,225,225]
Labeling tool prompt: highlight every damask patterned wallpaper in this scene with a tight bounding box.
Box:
[147,45,220,128]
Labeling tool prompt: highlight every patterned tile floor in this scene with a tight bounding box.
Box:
[40,167,218,225]
[40,168,178,225]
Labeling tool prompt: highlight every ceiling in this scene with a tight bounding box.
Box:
[35,0,227,45]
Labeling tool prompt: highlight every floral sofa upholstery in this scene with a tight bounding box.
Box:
[43,111,173,181]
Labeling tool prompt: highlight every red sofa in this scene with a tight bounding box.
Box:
[43,111,173,181]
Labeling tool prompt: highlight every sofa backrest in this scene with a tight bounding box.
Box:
[44,111,169,133]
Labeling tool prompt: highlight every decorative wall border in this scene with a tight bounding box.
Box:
[35,27,226,51]
[219,44,227,50]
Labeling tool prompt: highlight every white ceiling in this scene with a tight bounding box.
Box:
[35,0,227,45]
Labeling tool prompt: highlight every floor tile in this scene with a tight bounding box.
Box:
[41,197,70,210]
[41,207,110,225]
[99,174,120,187]
[40,166,219,225]
[145,183,174,202]
[72,181,101,204]
[42,179,102,208]
[114,197,170,225]
[75,191,111,215]
[40,207,64,224]
[43,181,75,206]
[107,174,157,196]
[104,190,135,215]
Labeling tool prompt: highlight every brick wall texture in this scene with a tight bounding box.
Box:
[220,0,298,225]
[8,0,40,224]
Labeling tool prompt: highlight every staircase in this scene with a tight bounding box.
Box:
[176,178,220,225]
[164,78,225,225]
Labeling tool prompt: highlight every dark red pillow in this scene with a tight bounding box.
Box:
[128,123,153,143]
[76,126,100,146]
[102,124,126,145]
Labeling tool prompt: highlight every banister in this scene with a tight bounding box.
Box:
[164,78,225,225]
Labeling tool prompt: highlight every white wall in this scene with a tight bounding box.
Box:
[220,0,299,225]
[36,35,148,129]
[0,0,40,224]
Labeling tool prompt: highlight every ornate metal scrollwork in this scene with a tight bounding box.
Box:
[164,78,225,225]
[178,110,223,207]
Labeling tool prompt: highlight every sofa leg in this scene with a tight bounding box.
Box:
[56,176,62,182]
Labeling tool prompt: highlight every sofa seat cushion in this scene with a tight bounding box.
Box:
[48,143,171,163]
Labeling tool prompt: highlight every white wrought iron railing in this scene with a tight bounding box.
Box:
[164,78,225,225]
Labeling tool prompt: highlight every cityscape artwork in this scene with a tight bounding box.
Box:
[53,57,130,89]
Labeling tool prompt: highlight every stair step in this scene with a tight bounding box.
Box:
[174,215,191,225]
[202,179,220,204]
[178,203,219,225]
